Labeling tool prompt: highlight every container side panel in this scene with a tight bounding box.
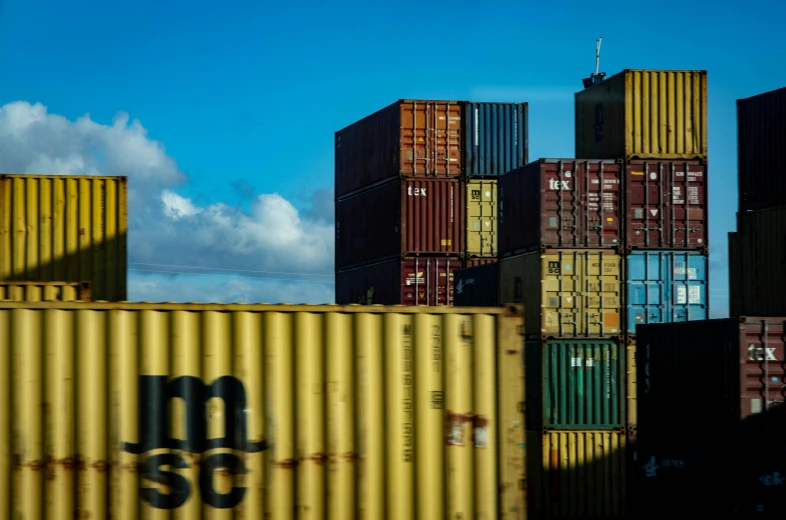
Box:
[403,179,465,256]
[464,256,497,267]
[453,262,499,307]
[727,232,742,318]
[465,179,498,256]
[400,257,461,306]
[399,101,463,177]
[336,259,400,305]
[738,319,786,421]
[737,207,786,316]
[464,102,529,177]
[0,310,9,519]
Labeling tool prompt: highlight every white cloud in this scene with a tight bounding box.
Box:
[0,101,335,303]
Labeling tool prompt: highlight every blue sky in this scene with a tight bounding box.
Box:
[0,0,784,314]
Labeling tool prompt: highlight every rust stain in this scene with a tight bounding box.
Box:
[91,460,109,472]
[304,453,327,466]
[79,228,86,236]
[445,410,475,446]
[274,459,298,469]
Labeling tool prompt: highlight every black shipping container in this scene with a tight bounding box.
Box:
[453,262,499,307]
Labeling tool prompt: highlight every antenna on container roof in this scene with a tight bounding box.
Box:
[582,37,606,89]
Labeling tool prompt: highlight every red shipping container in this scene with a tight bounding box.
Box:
[625,159,708,251]
[335,100,463,199]
[498,158,623,256]
[335,257,460,306]
[335,179,465,270]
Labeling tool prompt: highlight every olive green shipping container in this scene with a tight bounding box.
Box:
[0,281,92,302]
[0,174,127,302]
[0,301,525,519]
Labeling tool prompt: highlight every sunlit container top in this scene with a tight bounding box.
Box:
[463,102,529,177]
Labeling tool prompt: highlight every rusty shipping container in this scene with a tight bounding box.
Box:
[454,262,499,307]
[526,430,627,520]
[0,301,526,518]
[499,159,622,256]
[463,102,529,177]
[0,174,127,301]
[575,69,708,160]
[335,100,462,199]
[465,179,497,257]
[336,256,460,306]
[624,159,708,251]
[737,85,786,212]
[499,249,623,338]
[0,281,92,302]
[335,179,464,269]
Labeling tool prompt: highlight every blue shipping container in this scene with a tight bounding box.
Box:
[627,251,708,335]
[463,102,529,177]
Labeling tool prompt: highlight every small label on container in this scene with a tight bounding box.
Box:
[688,285,701,304]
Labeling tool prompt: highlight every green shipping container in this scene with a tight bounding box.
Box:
[525,339,624,430]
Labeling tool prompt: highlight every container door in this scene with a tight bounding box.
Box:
[626,252,665,335]
[399,101,462,177]
[466,180,497,256]
[668,253,708,323]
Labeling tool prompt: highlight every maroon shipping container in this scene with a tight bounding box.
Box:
[498,158,622,256]
[335,179,465,270]
[335,100,462,199]
[625,159,708,251]
[464,256,497,267]
[335,256,460,306]
[737,86,786,212]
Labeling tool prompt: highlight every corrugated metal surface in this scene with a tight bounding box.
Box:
[575,69,708,160]
[335,179,465,269]
[525,339,624,430]
[626,343,637,441]
[499,159,622,256]
[464,102,528,177]
[624,159,708,251]
[464,256,497,267]
[336,256,461,306]
[526,430,627,520]
[727,231,741,317]
[737,86,786,212]
[0,281,92,302]
[466,179,497,256]
[0,174,127,301]
[454,262,499,307]
[499,250,623,338]
[335,100,463,199]
[0,301,526,518]
[625,251,708,335]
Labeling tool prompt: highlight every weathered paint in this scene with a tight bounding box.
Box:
[626,251,708,335]
[0,301,526,519]
[526,430,627,520]
[0,174,127,301]
[463,102,528,177]
[465,179,497,256]
[0,281,92,302]
[526,339,624,430]
[575,69,708,160]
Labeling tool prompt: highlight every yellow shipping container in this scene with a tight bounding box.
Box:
[526,430,627,519]
[0,281,92,302]
[0,301,525,519]
[0,174,127,302]
[575,69,708,160]
[466,178,497,257]
[500,249,622,338]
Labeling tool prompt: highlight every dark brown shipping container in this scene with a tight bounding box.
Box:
[335,256,460,306]
[727,231,742,317]
[625,159,708,251]
[464,256,497,267]
[737,86,786,212]
[335,179,465,269]
[498,159,623,256]
[335,100,462,199]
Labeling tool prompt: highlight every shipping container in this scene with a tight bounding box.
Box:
[733,206,786,316]
[0,301,526,518]
[464,256,497,267]
[499,249,623,338]
[624,159,708,251]
[335,179,464,269]
[626,342,637,441]
[526,430,627,520]
[336,256,461,306]
[737,85,786,212]
[335,100,462,199]
[463,102,529,177]
[499,159,623,256]
[0,174,127,302]
[525,339,624,430]
[625,250,708,335]
[454,262,499,307]
[465,179,497,257]
[575,69,708,160]
[0,280,92,302]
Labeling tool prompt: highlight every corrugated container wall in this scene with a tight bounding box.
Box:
[624,159,708,251]
[525,339,624,430]
[465,179,497,257]
[0,174,128,301]
[575,69,708,160]
[0,281,92,302]
[453,262,499,307]
[499,249,623,338]
[336,257,460,306]
[335,100,462,198]
[0,301,526,519]
[737,86,786,212]
[335,179,465,269]
[499,159,622,256]
[625,251,708,335]
[727,231,742,317]
[463,102,529,177]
